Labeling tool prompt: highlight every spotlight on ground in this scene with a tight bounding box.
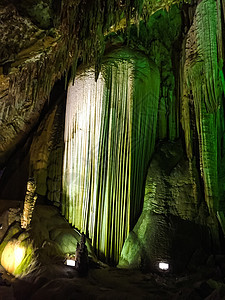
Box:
[66,259,76,267]
[158,262,169,271]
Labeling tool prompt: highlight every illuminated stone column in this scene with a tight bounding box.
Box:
[21,178,37,229]
[62,48,160,263]
[182,0,225,213]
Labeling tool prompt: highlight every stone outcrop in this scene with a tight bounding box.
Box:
[21,178,38,229]
[0,204,96,277]
[29,97,65,205]
[0,4,42,69]
[119,140,212,272]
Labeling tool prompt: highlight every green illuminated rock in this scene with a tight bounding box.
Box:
[119,141,211,272]
[62,48,160,264]
[0,205,96,277]
[0,0,225,269]
[181,0,225,229]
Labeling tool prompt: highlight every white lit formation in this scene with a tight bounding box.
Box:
[1,242,26,274]
[66,259,76,267]
[159,262,169,271]
[62,49,160,262]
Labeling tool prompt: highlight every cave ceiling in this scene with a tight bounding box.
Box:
[0,0,189,166]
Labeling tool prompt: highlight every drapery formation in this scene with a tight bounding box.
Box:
[62,48,160,263]
[181,0,225,218]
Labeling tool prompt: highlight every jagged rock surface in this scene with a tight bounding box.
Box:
[29,98,65,205]
[0,4,42,68]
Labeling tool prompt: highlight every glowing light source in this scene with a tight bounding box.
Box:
[66,259,76,267]
[1,241,26,274]
[14,246,25,267]
[159,262,169,271]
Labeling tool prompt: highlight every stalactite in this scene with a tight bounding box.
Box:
[0,0,186,165]
[195,0,222,112]
[182,0,225,212]
[62,48,160,263]
[28,97,65,204]
[0,39,73,164]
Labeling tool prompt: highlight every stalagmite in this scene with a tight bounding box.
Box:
[21,178,37,229]
[63,48,160,263]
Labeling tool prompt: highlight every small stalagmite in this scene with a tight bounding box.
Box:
[21,178,37,229]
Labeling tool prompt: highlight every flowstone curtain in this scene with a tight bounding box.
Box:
[63,48,160,263]
[182,0,225,214]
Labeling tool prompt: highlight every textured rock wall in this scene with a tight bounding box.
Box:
[0,2,70,166]
[0,4,42,69]
[122,5,182,141]
[119,140,211,272]
[181,0,225,219]
[0,0,185,166]
[29,95,65,206]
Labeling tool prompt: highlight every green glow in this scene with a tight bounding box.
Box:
[62,48,160,263]
[182,0,225,212]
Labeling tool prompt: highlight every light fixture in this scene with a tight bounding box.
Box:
[66,259,76,267]
[158,262,169,271]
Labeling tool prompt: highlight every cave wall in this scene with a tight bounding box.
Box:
[119,0,225,270]
[119,140,212,272]
[0,0,184,167]
[29,85,65,206]
[181,0,225,229]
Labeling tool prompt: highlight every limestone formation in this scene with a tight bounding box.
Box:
[119,141,211,272]
[29,100,65,203]
[0,204,96,277]
[62,48,160,263]
[75,233,89,275]
[0,0,225,273]
[21,178,37,229]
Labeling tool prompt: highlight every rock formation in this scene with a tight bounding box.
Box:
[0,0,225,274]
[21,178,37,229]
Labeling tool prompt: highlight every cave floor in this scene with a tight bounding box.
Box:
[0,201,225,299]
[1,261,225,300]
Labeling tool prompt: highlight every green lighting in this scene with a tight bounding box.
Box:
[62,48,160,263]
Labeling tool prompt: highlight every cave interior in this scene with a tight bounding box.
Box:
[1,0,225,299]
